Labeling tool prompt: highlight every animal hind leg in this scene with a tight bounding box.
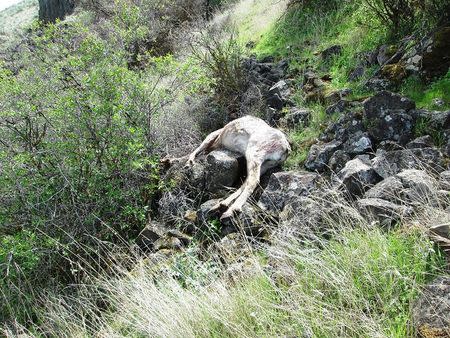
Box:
[221,154,263,220]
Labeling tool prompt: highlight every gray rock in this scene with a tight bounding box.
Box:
[363,91,415,144]
[258,171,319,212]
[326,99,349,115]
[135,224,165,251]
[396,169,437,204]
[406,135,434,149]
[280,107,311,128]
[204,150,242,193]
[439,171,450,190]
[357,198,412,227]
[329,150,351,173]
[364,91,415,117]
[266,80,293,110]
[305,141,342,172]
[372,148,446,179]
[336,158,382,197]
[343,131,373,155]
[412,277,450,338]
[364,176,404,201]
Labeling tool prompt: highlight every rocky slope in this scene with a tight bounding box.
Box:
[136,35,450,335]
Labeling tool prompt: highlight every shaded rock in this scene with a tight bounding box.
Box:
[363,91,415,144]
[372,148,446,179]
[38,0,75,23]
[365,175,404,204]
[321,110,365,143]
[321,44,343,60]
[396,169,437,204]
[324,88,352,105]
[326,99,349,115]
[380,63,407,83]
[411,110,450,131]
[266,80,293,110]
[406,135,434,149]
[329,150,350,173]
[335,158,382,197]
[258,171,320,212]
[403,26,450,80]
[412,277,450,338]
[357,198,412,227]
[305,141,342,172]
[280,107,311,128]
[439,171,450,191]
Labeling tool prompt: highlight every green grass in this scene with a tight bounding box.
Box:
[401,70,450,110]
[285,104,331,168]
[26,220,447,338]
[255,2,387,91]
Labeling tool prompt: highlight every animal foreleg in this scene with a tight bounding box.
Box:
[186,128,223,165]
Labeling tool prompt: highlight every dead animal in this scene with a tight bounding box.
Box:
[162,115,291,220]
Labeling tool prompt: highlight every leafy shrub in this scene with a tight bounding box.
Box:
[0,15,209,323]
[191,29,249,119]
[362,0,449,35]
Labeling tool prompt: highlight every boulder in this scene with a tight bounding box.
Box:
[305,141,342,172]
[203,150,243,193]
[335,158,382,197]
[364,176,404,201]
[357,198,412,227]
[258,171,320,212]
[363,91,415,144]
[372,148,446,179]
[412,277,450,338]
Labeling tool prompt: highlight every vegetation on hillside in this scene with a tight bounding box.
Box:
[0,0,448,335]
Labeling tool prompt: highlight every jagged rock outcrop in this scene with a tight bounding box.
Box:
[38,0,75,23]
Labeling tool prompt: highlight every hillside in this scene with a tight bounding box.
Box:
[0,0,449,337]
[0,0,38,47]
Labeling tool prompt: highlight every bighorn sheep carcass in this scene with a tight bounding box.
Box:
[165,115,291,220]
